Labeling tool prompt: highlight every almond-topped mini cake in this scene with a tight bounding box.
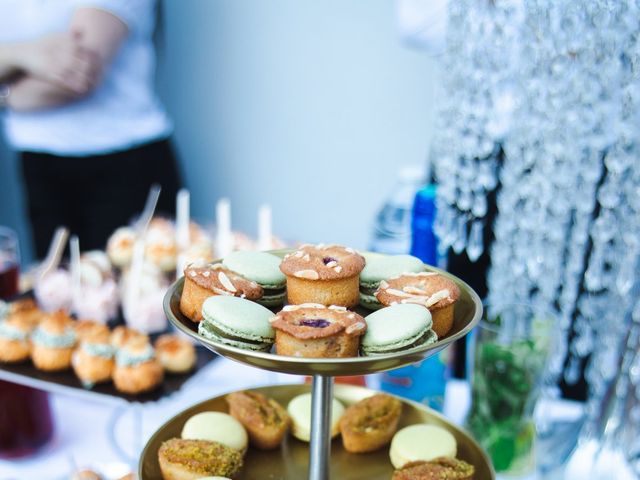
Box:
[279,244,366,307]
[376,273,460,338]
[180,263,263,322]
[270,304,366,358]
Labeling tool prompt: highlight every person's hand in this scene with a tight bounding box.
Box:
[16,31,101,95]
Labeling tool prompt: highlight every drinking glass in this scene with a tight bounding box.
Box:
[0,226,19,299]
[0,226,54,459]
[465,303,554,477]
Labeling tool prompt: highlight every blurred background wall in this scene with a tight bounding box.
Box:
[0,0,437,264]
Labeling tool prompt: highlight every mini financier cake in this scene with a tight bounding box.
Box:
[340,394,402,453]
[270,304,366,358]
[180,263,263,322]
[376,272,460,338]
[279,244,365,307]
[226,390,290,450]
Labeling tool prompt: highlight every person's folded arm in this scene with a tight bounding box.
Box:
[0,45,23,81]
[7,7,128,112]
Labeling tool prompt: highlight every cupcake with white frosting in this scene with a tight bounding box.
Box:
[0,314,35,363]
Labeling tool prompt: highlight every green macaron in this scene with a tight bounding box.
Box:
[361,304,437,356]
[198,296,275,351]
[359,253,425,310]
[222,251,287,307]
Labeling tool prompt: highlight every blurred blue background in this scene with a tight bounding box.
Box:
[0,0,437,264]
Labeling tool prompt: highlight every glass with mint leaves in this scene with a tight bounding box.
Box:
[466,303,553,477]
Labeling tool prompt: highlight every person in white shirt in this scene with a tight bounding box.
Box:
[0,0,180,257]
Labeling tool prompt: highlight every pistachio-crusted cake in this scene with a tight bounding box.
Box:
[158,438,243,480]
[392,457,475,480]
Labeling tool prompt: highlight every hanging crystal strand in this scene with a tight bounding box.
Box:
[431,0,522,261]
[568,0,640,412]
[466,220,484,262]
[566,272,640,479]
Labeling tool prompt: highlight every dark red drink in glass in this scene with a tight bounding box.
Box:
[0,226,54,459]
[0,381,53,459]
[0,261,19,299]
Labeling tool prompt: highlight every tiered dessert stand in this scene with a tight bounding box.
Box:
[146,252,489,480]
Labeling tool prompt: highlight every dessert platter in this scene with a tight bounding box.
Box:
[164,249,481,376]
[149,245,486,479]
[0,297,216,404]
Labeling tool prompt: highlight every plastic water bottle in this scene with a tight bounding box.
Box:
[378,181,451,411]
[369,166,425,254]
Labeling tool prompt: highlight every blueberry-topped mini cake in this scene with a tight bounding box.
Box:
[279,244,365,307]
[375,272,460,338]
[180,263,263,322]
[270,304,366,358]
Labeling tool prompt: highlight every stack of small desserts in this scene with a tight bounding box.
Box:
[178,244,460,358]
[0,299,196,395]
[157,389,475,479]
[34,250,119,324]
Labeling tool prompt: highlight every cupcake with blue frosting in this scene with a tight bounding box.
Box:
[0,301,36,363]
[113,337,164,394]
[72,324,114,387]
[31,311,77,371]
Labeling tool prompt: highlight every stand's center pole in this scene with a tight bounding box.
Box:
[309,374,334,480]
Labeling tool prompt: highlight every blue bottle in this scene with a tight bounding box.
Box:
[379,183,450,411]
[410,184,438,266]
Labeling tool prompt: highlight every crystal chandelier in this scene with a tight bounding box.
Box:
[431,2,640,470]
